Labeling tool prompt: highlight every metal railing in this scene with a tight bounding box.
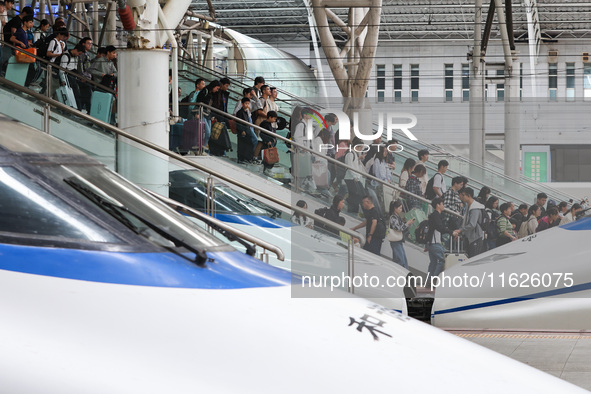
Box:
[144,188,285,263]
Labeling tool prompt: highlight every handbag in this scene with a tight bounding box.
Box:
[15,47,36,63]
[386,216,404,242]
[228,119,237,134]
[210,121,224,141]
[263,146,279,164]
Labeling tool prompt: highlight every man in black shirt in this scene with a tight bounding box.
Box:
[352,196,385,255]
[427,197,453,278]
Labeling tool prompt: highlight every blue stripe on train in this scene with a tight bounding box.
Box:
[214,214,293,228]
[0,243,291,288]
[560,217,591,231]
[433,281,591,316]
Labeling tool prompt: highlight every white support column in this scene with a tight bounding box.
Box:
[197,33,203,64]
[106,1,117,45]
[93,1,99,43]
[524,0,540,97]
[493,0,521,180]
[504,57,521,180]
[227,45,237,76]
[39,0,46,20]
[205,35,214,70]
[469,0,485,166]
[117,49,170,196]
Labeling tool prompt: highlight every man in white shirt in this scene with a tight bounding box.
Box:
[233,87,254,115]
[58,44,83,108]
[432,159,449,198]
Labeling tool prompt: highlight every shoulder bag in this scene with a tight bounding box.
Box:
[386,215,403,242]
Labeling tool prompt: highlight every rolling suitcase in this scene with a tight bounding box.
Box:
[56,78,78,110]
[237,134,254,162]
[90,91,114,123]
[181,119,204,154]
[5,56,29,86]
[169,122,183,153]
[444,237,467,271]
[405,208,428,242]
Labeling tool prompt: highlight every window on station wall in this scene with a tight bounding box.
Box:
[549,63,557,101]
[410,64,419,102]
[393,64,402,102]
[496,69,504,101]
[444,64,453,102]
[462,64,469,102]
[566,63,575,101]
[585,64,591,101]
[376,64,385,102]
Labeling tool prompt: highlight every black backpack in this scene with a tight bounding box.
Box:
[415,220,430,244]
[479,208,499,240]
[314,207,330,228]
[179,93,193,119]
[34,34,50,59]
[374,216,388,240]
[425,173,441,200]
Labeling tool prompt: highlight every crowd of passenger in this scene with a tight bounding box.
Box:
[184,83,590,278]
[178,76,284,174]
[292,136,590,280]
[1,4,117,113]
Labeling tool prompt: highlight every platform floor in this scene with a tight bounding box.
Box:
[448,330,591,391]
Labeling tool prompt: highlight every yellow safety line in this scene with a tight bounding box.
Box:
[453,333,591,340]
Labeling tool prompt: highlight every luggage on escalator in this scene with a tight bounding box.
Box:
[180,119,205,154]
[56,77,78,110]
[169,122,183,153]
[237,132,254,162]
[209,122,232,156]
[90,91,114,123]
[444,237,467,271]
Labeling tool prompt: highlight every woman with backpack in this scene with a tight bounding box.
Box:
[520,205,541,236]
[484,196,500,250]
[496,202,518,246]
[388,200,415,269]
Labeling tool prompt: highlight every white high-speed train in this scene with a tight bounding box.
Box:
[0,118,586,393]
[432,221,591,330]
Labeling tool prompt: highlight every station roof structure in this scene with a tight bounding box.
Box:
[190,0,591,42]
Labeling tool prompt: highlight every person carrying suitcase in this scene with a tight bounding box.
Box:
[259,111,278,177]
[235,97,256,163]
